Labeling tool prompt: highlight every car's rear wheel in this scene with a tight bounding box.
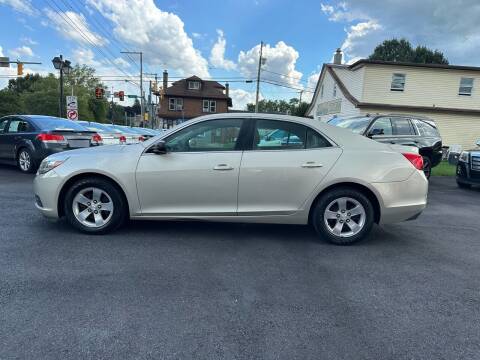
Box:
[312,187,374,245]
[17,148,36,173]
[64,177,127,234]
[422,156,432,179]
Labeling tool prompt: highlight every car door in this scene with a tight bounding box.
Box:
[0,117,11,161]
[136,118,246,215]
[237,119,342,215]
[390,116,418,146]
[4,118,35,161]
[366,116,396,145]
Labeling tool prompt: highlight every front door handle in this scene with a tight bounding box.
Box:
[301,162,323,168]
[213,164,234,171]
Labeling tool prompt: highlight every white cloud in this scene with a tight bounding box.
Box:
[302,71,321,103]
[71,48,102,67]
[21,37,38,46]
[229,88,259,110]
[209,29,236,71]
[238,41,303,86]
[321,0,480,65]
[192,32,203,39]
[113,57,131,68]
[9,45,34,58]
[44,9,107,46]
[86,0,209,78]
[0,0,33,15]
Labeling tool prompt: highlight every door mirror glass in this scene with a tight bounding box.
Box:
[148,141,167,154]
[367,128,384,137]
[476,139,480,147]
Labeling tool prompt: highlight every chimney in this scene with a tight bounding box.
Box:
[162,70,168,92]
[225,82,229,98]
[333,48,343,65]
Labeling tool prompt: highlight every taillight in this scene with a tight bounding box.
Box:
[119,135,126,143]
[139,136,145,142]
[91,133,103,145]
[36,133,67,144]
[403,153,424,171]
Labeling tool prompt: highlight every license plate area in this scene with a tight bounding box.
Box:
[68,139,90,148]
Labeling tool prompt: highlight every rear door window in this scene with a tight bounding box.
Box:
[413,119,439,137]
[0,118,9,133]
[7,119,32,133]
[254,120,306,150]
[392,117,416,135]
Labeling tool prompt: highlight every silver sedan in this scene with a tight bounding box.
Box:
[33,113,428,245]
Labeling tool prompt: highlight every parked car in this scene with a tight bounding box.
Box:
[328,114,442,178]
[78,121,127,145]
[103,125,142,144]
[456,139,480,189]
[34,113,428,245]
[0,115,98,173]
[130,127,157,140]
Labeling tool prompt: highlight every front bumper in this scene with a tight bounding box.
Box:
[456,161,480,185]
[373,170,428,225]
[33,170,63,219]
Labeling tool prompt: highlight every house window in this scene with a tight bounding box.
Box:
[459,77,474,96]
[188,81,200,90]
[333,83,337,97]
[169,98,183,111]
[320,85,324,98]
[203,100,217,113]
[391,73,406,91]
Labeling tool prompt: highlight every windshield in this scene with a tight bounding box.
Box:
[31,116,89,131]
[328,116,371,134]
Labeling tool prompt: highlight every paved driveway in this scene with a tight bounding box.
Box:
[1,165,479,359]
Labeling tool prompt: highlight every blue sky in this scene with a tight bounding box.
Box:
[1,0,479,109]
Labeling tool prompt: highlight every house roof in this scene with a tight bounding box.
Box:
[306,60,480,117]
[162,77,230,100]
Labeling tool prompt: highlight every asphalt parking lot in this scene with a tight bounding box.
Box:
[1,165,479,360]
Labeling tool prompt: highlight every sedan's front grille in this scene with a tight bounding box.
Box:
[472,155,480,171]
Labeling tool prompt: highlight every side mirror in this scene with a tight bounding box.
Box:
[148,141,167,154]
[367,128,384,138]
[476,139,480,147]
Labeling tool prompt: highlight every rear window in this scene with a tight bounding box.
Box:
[31,117,88,131]
[414,119,440,137]
[328,116,371,134]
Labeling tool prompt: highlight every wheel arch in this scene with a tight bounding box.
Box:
[57,172,130,218]
[308,182,381,225]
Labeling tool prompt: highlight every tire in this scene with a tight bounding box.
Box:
[457,181,471,189]
[312,187,375,245]
[64,177,127,234]
[17,148,36,173]
[422,156,432,179]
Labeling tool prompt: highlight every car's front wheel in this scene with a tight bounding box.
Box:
[64,177,127,234]
[312,187,374,245]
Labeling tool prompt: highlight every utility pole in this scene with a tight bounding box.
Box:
[255,41,264,113]
[144,72,158,129]
[299,90,304,103]
[120,51,144,124]
[51,55,71,118]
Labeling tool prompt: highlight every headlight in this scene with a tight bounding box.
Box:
[37,157,69,175]
[459,151,469,163]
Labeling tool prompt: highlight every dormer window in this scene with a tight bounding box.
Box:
[188,81,200,90]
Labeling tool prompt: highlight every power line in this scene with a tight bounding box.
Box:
[261,79,314,93]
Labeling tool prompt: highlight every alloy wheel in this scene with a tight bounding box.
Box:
[72,187,114,228]
[323,197,366,237]
[19,151,31,172]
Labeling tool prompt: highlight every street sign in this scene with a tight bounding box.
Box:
[67,109,78,121]
[0,57,9,68]
[114,92,119,98]
[66,96,78,110]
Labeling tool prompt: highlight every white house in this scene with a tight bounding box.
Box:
[306,54,480,148]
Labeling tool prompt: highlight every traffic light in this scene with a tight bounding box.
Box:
[95,87,103,99]
[119,91,125,101]
[17,63,23,76]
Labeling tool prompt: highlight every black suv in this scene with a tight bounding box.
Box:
[0,115,97,173]
[328,114,443,178]
[456,139,480,189]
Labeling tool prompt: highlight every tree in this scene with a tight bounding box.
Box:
[0,90,24,117]
[246,98,310,116]
[369,39,448,64]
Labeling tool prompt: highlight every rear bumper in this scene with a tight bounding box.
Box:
[373,170,428,224]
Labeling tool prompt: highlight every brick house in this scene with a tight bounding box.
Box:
[156,71,232,128]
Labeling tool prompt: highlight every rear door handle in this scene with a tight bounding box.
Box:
[213,164,234,171]
[301,162,323,168]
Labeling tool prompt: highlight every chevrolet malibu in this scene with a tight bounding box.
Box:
[34,114,428,245]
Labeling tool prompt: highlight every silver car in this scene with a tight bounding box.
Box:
[33,113,428,245]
